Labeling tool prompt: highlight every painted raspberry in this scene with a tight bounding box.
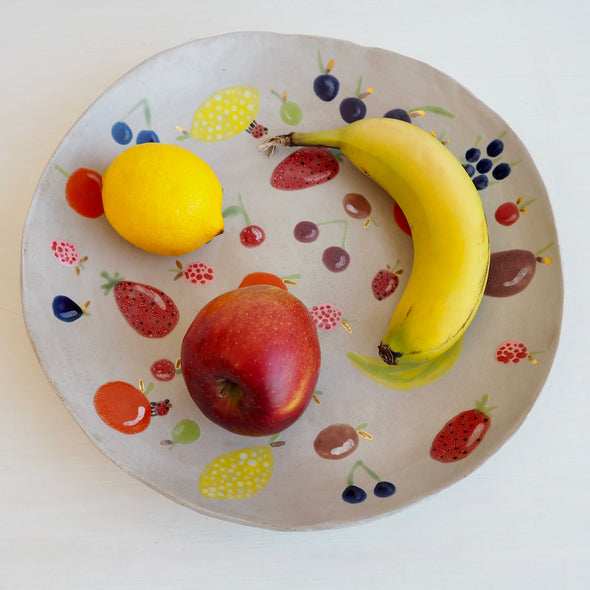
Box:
[172,261,215,285]
[496,340,529,364]
[310,303,342,331]
[184,262,215,285]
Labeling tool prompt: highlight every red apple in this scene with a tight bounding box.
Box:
[180,285,321,437]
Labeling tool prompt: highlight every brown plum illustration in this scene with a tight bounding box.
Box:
[314,424,359,459]
[485,249,536,297]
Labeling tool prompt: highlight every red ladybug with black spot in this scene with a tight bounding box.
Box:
[151,399,172,416]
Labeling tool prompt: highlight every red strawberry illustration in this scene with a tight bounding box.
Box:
[430,395,497,463]
[172,260,215,285]
[100,271,179,338]
[310,303,343,331]
[371,264,403,301]
[270,147,340,190]
[50,239,87,274]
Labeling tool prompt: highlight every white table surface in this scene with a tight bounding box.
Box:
[2,1,589,588]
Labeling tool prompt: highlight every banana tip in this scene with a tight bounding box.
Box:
[378,343,402,365]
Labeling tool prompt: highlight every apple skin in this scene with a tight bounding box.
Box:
[181,285,321,437]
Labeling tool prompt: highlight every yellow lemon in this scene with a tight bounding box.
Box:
[199,445,274,500]
[102,143,223,256]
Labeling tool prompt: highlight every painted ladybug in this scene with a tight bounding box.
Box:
[246,120,268,138]
[151,399,172,416]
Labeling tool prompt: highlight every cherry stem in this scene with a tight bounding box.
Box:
[317,50,326,74]
[237,193,251,226]
[317,219,349,249]
[124,98,152,128]
[355,75,363,98]
[54,164,70,178]
[347,460,381,486]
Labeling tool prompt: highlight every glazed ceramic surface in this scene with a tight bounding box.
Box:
[21,32,562,530]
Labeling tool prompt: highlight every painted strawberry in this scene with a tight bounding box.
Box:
[270,147,340,190]
[50,239,87,274]
[310,303,343,331]
[371,264,403,301]
[100,271,179,338]
[430,395,497,463]
[172,260,215,285]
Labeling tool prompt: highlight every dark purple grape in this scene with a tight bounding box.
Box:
[472,175,489,190]
[342,485,367,504]
[373,481,396,498]
[485,249,537,297]
[463,164,475,177]
[136,129,160,144]
[111,121,133,145]
[342,193,371,219]
[492,162,511,180]
[314,74,340,101]
[293,221,319,243]
[52,295,83,323]
[322,246,350,272]
[476,158,493,173]
[465,147,481,162]
[383,108,411,123]
[487,139,504,157]
[339,97,366,123]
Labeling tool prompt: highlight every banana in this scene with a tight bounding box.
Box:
[346,335,464,391]
[261,118,490,368]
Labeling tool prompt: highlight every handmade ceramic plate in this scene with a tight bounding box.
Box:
[22,32,562,530]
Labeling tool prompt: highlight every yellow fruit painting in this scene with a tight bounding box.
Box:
[199,445,274,500]
[191,86,260,142]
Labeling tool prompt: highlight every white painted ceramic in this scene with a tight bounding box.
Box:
[21,32,562,530]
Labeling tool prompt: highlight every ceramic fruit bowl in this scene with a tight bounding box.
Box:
[22,32,562,530]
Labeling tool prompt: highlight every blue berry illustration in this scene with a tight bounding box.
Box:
[314,51,340,102]
[342,485,367,504]
[339,76,373,123]
[373,480,396,498]
[341,460,397,504]
[384,108,412,123]
[111,121,133,145]
[110,99,158,145]
[462,134,517,190]
[52,295,89,323]
[136,129,160,144]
